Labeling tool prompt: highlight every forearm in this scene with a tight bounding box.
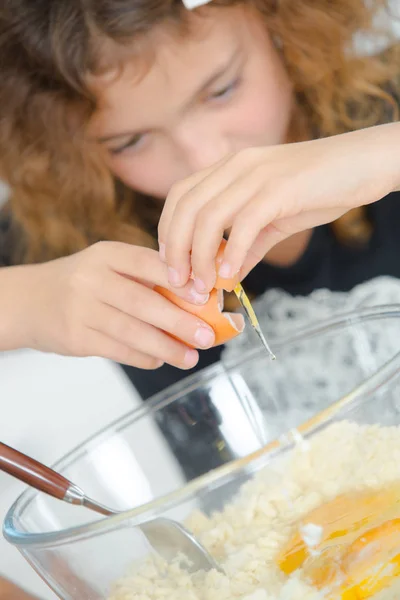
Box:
[386,120,400,192]
[0,264,37,352]
[0,576,39,600]
[351,122,400,196]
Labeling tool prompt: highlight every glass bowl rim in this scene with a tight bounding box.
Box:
[4,304,400,549]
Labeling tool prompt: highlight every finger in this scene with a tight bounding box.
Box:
[274,207,348,231]
[88,304,200,370]
[158,156,231,251]
[221,193,289,278]
[99,243,209,305]
[100,273,216,350]
[158,167,214,254]
[158,168,218,285]
[77,329,166,370]
[165,182,224,293]
[161,154,246,288]
[189,175,263,292]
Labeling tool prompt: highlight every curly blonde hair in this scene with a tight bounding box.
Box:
[0,0,399,264]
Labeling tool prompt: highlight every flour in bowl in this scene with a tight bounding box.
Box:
[109,421,400,599]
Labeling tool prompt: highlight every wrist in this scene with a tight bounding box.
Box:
[361,122,400,195]
[0,264,43,352]
[388,121,400,192]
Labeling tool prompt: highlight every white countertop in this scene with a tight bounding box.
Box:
[0,350,141,598]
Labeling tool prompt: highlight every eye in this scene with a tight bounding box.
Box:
[109,133,145,155]
[208,77,241,102]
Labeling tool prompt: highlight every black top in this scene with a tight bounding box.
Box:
[1,192,400,399]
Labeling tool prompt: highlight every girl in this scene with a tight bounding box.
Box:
[1,0,400,400]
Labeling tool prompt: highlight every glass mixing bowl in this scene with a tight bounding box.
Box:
[4,306,400,599]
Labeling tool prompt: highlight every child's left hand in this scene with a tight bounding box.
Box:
[158,123,400,293]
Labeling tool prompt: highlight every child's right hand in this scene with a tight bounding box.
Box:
[16,242,216,370]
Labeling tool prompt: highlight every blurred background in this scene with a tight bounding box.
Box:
[0,351,143,598]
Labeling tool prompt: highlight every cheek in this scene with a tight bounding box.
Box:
[235,78,292,147]
[108,153,178,199]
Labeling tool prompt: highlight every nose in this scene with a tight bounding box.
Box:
[175,127,232,174]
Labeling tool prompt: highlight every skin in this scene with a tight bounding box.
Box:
[2,5,296,375]
[92,4,400,296]
[159,124,400,293]
[1,4,400,370]
[92,5,309,266]
[65,3,298,369]
[0,244,213,369]
[145,11,400,293]
[91,6,293,198]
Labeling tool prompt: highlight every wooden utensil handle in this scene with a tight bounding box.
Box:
[0,441,71,500]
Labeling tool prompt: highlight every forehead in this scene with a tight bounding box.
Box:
[90,6,261,134]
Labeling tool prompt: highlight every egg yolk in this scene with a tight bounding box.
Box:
[276,483,400,599]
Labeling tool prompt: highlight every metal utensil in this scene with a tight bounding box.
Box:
[0,441,221,573]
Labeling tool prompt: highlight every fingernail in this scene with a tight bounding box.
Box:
[194,278,207,293]
[168,267,181,286]
[159,243,166,262]
[188,288,209,305]
[219,261,233,279]
[194,326,215,349]
[184,349,199,369]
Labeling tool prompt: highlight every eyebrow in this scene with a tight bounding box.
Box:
[98,47,241,144]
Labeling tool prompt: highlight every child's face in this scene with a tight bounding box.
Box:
[90,5,292,199]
